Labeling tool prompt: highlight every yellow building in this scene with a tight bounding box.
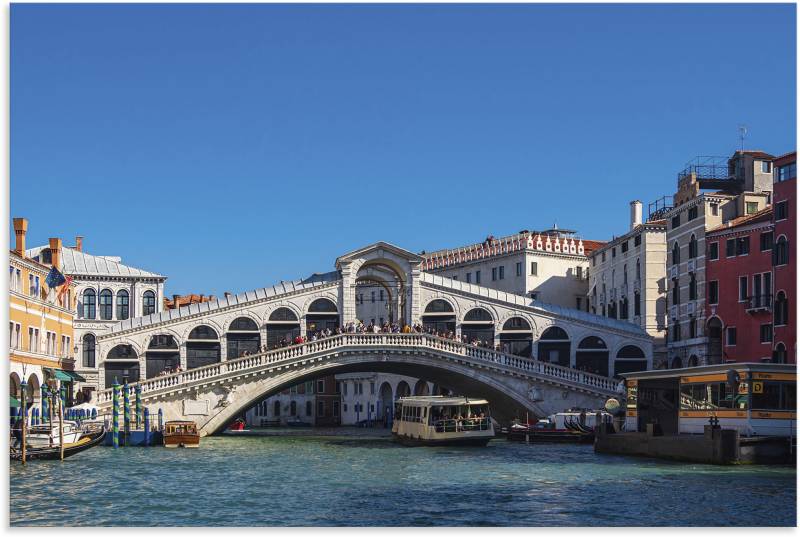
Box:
[9,218,80,413]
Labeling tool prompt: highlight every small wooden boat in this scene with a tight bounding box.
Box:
[10,427,106,461]
[163,420,200,448]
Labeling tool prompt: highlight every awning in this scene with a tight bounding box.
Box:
[10,395,20,408]
[44,368,85,382]
[62,370,87,382]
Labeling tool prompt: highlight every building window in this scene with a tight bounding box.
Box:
[530,262,538,276]
[466,273,471,283]
[760,324,773,343]
[736,237,750,256]
[592,256,597,267]
[672,322,681,342]
[634,292,641,316]
[516,262,522,277]
[777,162,796,182]
[491,267,497,281]
[621,240,629,253]
[317,379,325,393]
[317,400,325,417]
[760,232,773,252]
[530,292,539,301]
[612,247,616,258]
[709,242,719,261]
[672,278,680,305]
[739,276,748,301]
[576,297,582,310]
[689,235,698,258]
[116,290,130,320]
[689,317,696,339]
[746,201,759,215]
[82,334,96,367]
[82,288,96,319]
[726,327,737,346]
[99,289,113,320]
[576,266,583,279]
[635,259,640,280]
[689,273,697,300]
[708,281,719,305]
[775,292,789,326]
[371,291,375,303]
[143,290,156,315]
[634,234,641,247]
[475,270,481,284]
[333,401,340,418]
[776,200,788,221]
[671,214,680,229]
[602,251,606,262]
[761,161,771,173]
[688,206,698,220]
[370,382,375,395]
[306,401,313,417]
[710,203,719,216]
[726,238,736,258]
[774,236,789,266]
[498,266,504,280]
[28,327,39,352]
[672,242,680,265]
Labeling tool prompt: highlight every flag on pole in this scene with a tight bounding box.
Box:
[56,276,73,305]
[45,267,66,289]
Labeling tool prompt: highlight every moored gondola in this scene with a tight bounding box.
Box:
[10,427,106,461]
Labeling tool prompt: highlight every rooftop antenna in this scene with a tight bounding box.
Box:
[738,125,747,152]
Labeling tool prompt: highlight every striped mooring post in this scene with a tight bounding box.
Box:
[123,382,130,446]
[10,406,17,428]
[158,408,163,432]
[41,385,49,424]
[135,385,142,429]
[144,408,151,447]
[112,378,120,449]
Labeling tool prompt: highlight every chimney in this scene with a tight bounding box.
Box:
[209,295,216,301]
[13,218,28,256]
[224,292,232,298]
[172,294,181,309]
[48,238,63,269]
[199,294,205,302]
[75,236,83,252]
[630,200,643,230]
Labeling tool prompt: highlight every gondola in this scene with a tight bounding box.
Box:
[10,427,106,461]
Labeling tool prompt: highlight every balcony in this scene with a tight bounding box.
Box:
[678,156,742,192]
[746,295,772,313]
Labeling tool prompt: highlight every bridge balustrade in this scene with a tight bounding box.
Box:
[95,333,619,406]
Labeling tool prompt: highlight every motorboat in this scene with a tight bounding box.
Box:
[505,409,612,443]
[392,395,494,447]
[162,420,200,448]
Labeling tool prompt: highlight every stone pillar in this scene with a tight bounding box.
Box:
[340,263,357,326]
[178,342,187,371]
[409,263,422,326]
[219,335,228,361]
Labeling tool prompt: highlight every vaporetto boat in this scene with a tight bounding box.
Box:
[391,396,495,446]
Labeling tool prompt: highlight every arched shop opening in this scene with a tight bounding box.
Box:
[576,336,609,376]
[537,326,570,366]
[614,345,647,377]
[499,317,533,357]
[186,325,221,370]
[461,308,494,345]
[421,300,456,334]
[146,335,180,378]
[227,317,261,358]
[378,382,393,423]
[306,299,339,337]
[104,345,140,388]
[413,380,430,396]
[395,380,411,399]
[266,308,301,348]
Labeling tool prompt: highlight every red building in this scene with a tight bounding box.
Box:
[772,151,796,363]
[705,207,775,363]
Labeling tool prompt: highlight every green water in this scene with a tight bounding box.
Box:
[9,429,796,526]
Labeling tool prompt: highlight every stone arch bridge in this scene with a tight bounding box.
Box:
[93,242,650,433]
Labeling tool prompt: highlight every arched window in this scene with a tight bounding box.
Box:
[672,242,680,266]
[99,289,113,320]
[773,343,787,364]
[670,356,683,369]
[576,336,609,376]
[143,290,156,316]
[306,401,313,417]
[424,300,454,313]
[306,298,339,337]
[116,290,130,320]
[688,355,699,367]
[463,308,492,322]
[82,334,96,368]
[107,344,137,360]
[188,325,218,340]
[775,236,789,266]
[538,327,570,367]
[290,401,297,416]
[502,317,531,331]
[614,345,647,376]
[229,317,258,331]
[269,308,298,322]
[689,234,698,259]
[689,273,697,300]
[540,326,568,341]
[636,258,641,280]
[187,325,220,369]
[82,289,96,319]
[227,317,260,359]
[274,400,281,417]
[308,298,337,313]
[775,291,789,326]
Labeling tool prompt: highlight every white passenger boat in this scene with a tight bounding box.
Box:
[16,420,83,448]
[392,396,495,446]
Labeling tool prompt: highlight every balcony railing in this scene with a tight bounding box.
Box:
[746,295,772,313]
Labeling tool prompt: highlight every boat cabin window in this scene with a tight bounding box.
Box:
[680,382,748,410]
[751,381,796,411]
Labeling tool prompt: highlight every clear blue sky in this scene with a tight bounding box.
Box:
[11,4,796,297]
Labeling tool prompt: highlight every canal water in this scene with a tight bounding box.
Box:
[10,429,796,526]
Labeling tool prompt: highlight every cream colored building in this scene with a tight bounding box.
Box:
[10,218,80,413]
[588,201,668,366]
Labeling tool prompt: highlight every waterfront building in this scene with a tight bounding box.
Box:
[588,201,668,366]
[772,151,796,364]
[246,379,318,426]
[26,236,167,395]
[664,151,774,368]
[705,207,774,363]
[421,228,604,310]
[337,373,435,425]
[10,218,80,412]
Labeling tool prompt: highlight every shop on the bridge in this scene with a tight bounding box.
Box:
[461,308,494,344]
[104,344,140,387]
[227,317,261,358]
[575,336,610,376]
[266,307,300,348]
[537,326,570,367]
[421,299,456,334]
[186,325,221,369]
[498,317,533,357]
[306,298,339,337]
[623,363,797,437]
[145,335,180,378]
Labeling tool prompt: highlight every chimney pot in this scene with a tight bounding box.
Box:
[630,200,643,230]
[224,292,232,298]
[172,294,180,308]
[75,236,83,252]
[13,218,28,256]
[48,238,63,270]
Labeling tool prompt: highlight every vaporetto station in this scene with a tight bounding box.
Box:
[94,243,653,435]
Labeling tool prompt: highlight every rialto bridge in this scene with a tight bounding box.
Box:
[92,243,652,434]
